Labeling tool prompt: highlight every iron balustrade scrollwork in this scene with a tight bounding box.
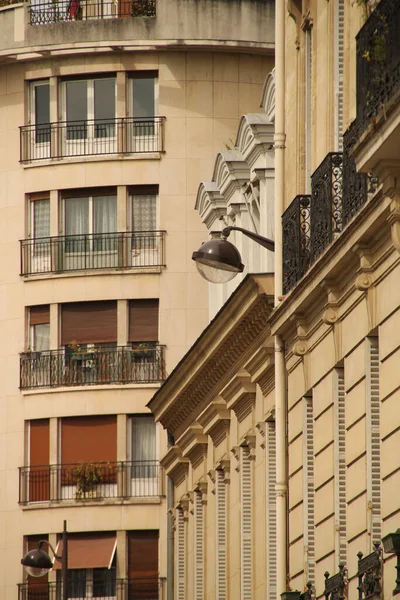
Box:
[20,231,166,275]
[18,578,162,600]
[356,0,400,138]
[282,194,311,294]
[29,0,156,24]
[18,460,163,503]
[357,543,383,600]
[20,345,166,390]
[301,581,314,600]
[324,564,347,600]
[20,117,165,162]
[310,152,343,264]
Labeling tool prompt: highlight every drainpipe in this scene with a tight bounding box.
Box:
[274,0,288,597]
[167,476,174,600]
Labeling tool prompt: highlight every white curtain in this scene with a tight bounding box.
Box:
[131,194,156,231]
[65,197,89,235]
[93,195,117,233]
[33,323,50,351]
[131,416,156,462]
[33,199,50,238]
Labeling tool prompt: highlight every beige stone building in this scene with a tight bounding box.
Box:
[149,1,400,600]
[0,0,275,598]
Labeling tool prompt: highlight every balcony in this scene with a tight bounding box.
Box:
[282,146,377,294]
[20,231,166,276]
[19,460,163,503]
[20,345,166,390]
[20,117,165,163]
[18,578,163,600]
[353,0,400,172]
[29,0,156,25]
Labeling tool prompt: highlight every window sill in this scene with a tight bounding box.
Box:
[21,152,162,168]
[21,265,163,281]
[21,382,162,395]
[20,496,164,510]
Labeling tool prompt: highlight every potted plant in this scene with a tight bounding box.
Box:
[73,462,103,499]
[131,343,154,360]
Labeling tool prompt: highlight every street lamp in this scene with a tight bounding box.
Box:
[21,520,68,600]
[382,529,400,595]
[192,226,275,283]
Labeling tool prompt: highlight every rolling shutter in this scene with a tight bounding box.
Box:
[129,299,159,342]
[29,419,50,502]
[29,305,50,326]
[61,301,117,345]
[61,415,117,464]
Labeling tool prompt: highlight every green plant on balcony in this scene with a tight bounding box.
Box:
[131,0,154,17]
[73,462,103,499]
[131,343,155,360]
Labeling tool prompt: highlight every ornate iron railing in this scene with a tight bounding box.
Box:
[20,117,165,162]
[282,194,311,294]
[20,345,166,389]
[29,0,156,25]
[18,578,162,600]
[357,543,383,600]
[20,231,166,275]
[310,152,343,264]
[19,460,163,503]
[324,564,347,600]
[356,0,400,137]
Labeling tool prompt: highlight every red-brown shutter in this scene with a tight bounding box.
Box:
[129,300,159,342]
[61,415,117,464]
[29,192,50,201]
[29,420,50,503]
[61,301,117,345]
[29,305,50,326]
[128,531,158,598]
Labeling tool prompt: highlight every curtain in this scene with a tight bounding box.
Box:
[132,194,156,231]
[131,416,156,478]
[33,323,50,351]
[65,197,89,253]
[93,195,117,251]
[33,199,50,238]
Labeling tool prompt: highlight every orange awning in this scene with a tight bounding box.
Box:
[53,533,116,570]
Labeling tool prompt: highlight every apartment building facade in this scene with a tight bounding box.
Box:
[0,0,275,598]
[150,1,400,599]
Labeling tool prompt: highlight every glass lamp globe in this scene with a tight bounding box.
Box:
[192,237,244,283]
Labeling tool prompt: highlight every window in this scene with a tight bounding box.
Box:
[129,73,158,151]
[28,420,50,503]
[29,305,50,351]
[130,415,158,493]
[61,301,118,347]
[30,80,50,144]
[129,186,159,264]
[128,531,159,600]
[61,77,116,155]
[62,190,117,255]
[67,566,117,599]
[128,299,159,344]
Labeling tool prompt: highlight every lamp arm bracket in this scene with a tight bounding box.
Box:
[38,540,62,562]
[222,226,275,252]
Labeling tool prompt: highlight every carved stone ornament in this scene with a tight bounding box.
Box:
[292,340,307,356]
[322,307,339,325]
[388,196,400,254]
[355,273,373,291]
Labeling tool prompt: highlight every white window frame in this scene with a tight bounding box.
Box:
[127,74,159,152]
[127,415,159,496]
[29,79,51,160]
[127,188,159,266]
[60,77,117,157]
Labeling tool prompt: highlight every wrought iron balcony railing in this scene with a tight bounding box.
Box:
[357,543,383,600]
[18,578,162,600]
[356,0,400,138]
[29,0,156,25]
[324,564,347,600]
[282,195,311,295]
[282,140,378,293]
[20,345,166,390]
[20,231,166,275]
[19,460,163,503]
[20,117,165,162]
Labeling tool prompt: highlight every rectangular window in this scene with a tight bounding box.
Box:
[128,531,159,599]
[129,73,158,151]
[61,300,117,346]
[130,415,157,490]
[28,419,50,502]
[129,186,159,264]
[29,305,50,351]
[63,77,116,139]
[129,299,159,344]
[31,80,50,144]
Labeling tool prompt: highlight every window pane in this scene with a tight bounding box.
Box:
[93,568,116,598]
[65,197,89,253]
[132,78,155,117]
[94,79,115,121]
[66,80,87,140]
[33,199,50,239]
[66,81,88,122]
[67,569,86,599]
[93,195,117,233]
[33,323,50,351]
[132,194,156,231]
[35,84,50,125]
[131,416,156,462]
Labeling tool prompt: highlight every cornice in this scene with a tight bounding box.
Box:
[149,274,274,435]
[221,373,256,422]
[160,446,189,485]
[178,424,208,468]
[195,181,226,229]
